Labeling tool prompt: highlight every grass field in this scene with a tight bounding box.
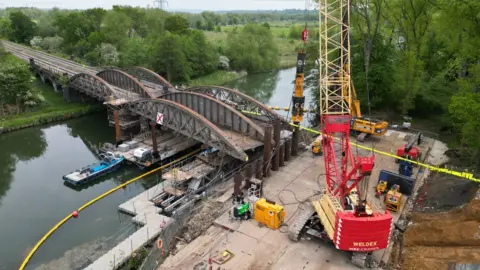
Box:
[203,23,313,69]
[1,80,95,129]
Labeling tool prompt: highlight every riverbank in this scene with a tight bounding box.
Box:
[188,70,247,86]
[0,80,103,133]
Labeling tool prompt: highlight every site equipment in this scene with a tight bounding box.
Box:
[398,155,413,177]
[291,51,307,124]
[396,132,423,164]
[385,185,402,212]
[254,198,285,230]
[288,1,393,267]
[232,200,251,220]
[375,181,388,198]
[349,85,389,141]
[311,137,323,156]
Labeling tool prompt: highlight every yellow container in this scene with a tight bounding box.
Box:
[253,198,285,230]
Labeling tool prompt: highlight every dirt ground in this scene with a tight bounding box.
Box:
[394,173,480,270]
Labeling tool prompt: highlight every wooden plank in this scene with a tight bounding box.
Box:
[164,186,185,196]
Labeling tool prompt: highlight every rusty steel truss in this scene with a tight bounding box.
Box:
[68,73,117,101]
[97,69,153,99]
[124,66,173,90]
[184,85,291,130]
[128,98,249,161]
[160,91,267,143]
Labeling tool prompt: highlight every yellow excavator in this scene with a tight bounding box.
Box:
[345,78,389,141]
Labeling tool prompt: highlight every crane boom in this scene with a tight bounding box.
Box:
[289,2,393,266]
[319,0,373,199]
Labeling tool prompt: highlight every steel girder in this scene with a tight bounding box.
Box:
[160,91,266,143]
[184,85,291,130]
[127,98,249,161]
[97,69,153,99]
[68,73,116,101]
[125,66,173,89]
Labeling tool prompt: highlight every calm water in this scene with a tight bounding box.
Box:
[224,67,314,126]
[0,67,308,270]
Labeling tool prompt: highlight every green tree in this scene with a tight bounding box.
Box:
[113,6,148,37]
[195,20,202,30]
[0,18,11,38]
[206,20,214,31]
[226,23,279,72]
[152,32,191,82]
[164,15,189,35]
[8,11,37,44]
[101,11,132,48]
[119,37,150,67]
[184,30,218,78]
[0,55,33,115]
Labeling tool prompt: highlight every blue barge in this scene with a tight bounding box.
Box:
[63,152,124,186]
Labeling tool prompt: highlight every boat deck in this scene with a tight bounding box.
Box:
[103,131,199,168]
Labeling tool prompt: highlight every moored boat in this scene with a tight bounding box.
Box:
[63,152,124,186]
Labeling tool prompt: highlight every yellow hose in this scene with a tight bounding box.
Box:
[18,148,201,270]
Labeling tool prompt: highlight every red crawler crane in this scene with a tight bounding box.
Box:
[289,0,393,267]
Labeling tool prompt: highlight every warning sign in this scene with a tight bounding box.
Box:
[156,112,164,125]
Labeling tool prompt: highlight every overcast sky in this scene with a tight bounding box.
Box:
[0,0,312,11]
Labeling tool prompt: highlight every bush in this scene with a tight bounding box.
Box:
[30,36,43,49]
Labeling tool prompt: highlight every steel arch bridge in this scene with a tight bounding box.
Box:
[3,40,283,161]
[127,98,251,161]
[183,85,291,130]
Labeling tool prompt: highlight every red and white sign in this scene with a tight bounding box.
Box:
[302,29,309,41]
[156,112,164,125]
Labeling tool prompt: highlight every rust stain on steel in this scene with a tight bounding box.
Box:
[97,69,153,98]
[127,98,249,161]
[132,66,174,88]
[160,91,268,143]
[184,85,291,130]
[68,73,117,100]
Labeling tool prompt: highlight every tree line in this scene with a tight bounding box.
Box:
[305,0,479,167]
[0,7,283,83]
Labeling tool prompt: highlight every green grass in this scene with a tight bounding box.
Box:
[188,70,247,86]
[204,23,306,70]
[1,80,94,129]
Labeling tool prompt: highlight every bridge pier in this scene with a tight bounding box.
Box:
[279,144,285,167]
[291,125,299,156]
[272,119,281,171]
[151,122,159,158]
[63,87,79,103]
[263,125,272,177]
[114,110,122,146]
[284,139,291,161]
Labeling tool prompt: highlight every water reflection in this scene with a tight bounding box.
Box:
[0,127,47,206]
[225,70,280,104]
[224,68,314,126]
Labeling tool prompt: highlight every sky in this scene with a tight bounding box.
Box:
[0,0,313,11]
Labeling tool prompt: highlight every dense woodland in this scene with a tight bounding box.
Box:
[304,0,479,167]
[0,3,479,167]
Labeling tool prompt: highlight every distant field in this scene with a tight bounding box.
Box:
[203,23,313,69]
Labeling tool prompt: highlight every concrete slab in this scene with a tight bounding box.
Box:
[85,215,173,270]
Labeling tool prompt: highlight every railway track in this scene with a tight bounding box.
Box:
[2,41,98,76]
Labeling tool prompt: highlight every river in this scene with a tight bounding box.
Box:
[0,67,312,270]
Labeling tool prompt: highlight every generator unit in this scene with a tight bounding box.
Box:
[254,198,285,230]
